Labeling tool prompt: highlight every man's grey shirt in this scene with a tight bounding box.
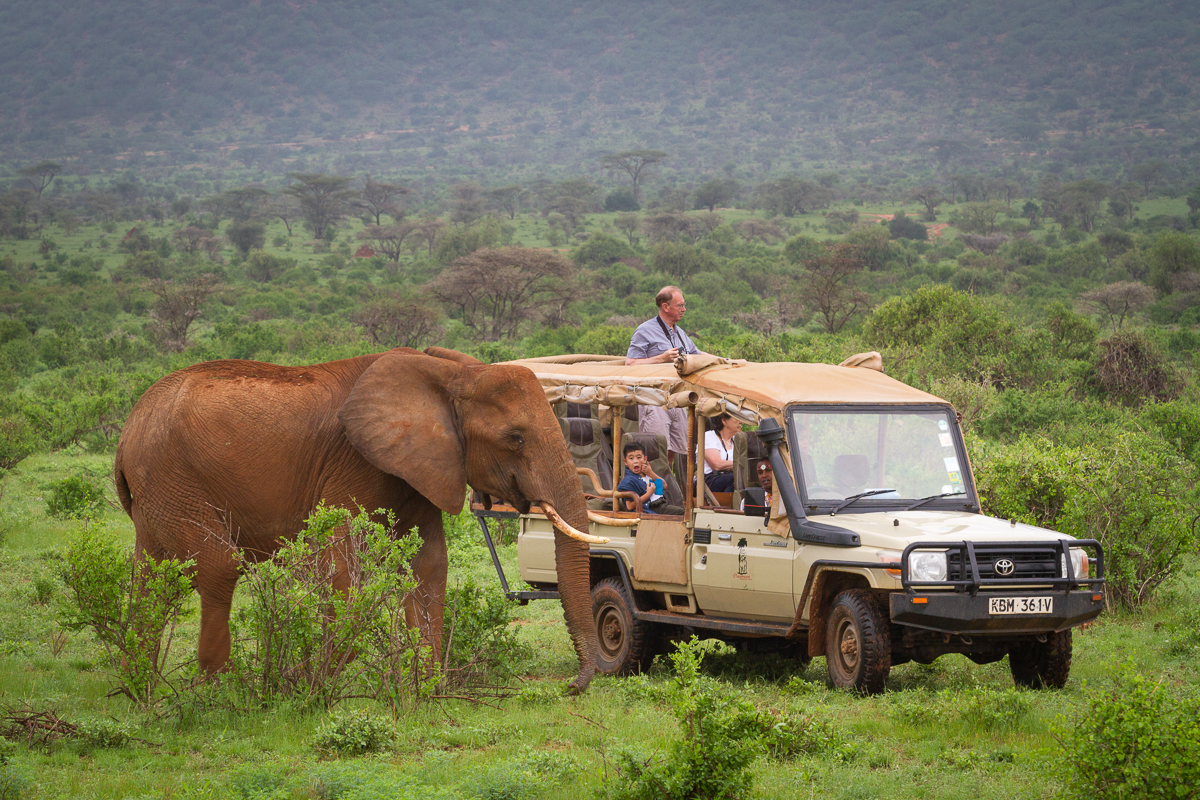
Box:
[627,316,699,360]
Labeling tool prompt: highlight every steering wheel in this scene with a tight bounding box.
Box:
[806,484,841,499]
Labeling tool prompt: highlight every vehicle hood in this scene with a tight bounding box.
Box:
[824,510,1074,551]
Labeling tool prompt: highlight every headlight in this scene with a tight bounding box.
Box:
[909,550,947,582]
[1061,547,1089,579]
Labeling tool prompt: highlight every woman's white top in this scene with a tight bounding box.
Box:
[703,429,732,475]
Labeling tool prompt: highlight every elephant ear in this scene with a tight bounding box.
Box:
[339,351,468,514]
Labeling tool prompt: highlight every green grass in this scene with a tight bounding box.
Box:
[2,451,1199,798]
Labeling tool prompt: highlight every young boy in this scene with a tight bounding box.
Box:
[616,442,684,515]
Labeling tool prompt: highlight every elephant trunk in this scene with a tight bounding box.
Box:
[539,472,599,695]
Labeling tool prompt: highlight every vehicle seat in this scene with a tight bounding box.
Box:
[832,454,870,493]
[555,401,596,420]
[732,431,766,509]
[620,431,685,509]
[559,417,611,493]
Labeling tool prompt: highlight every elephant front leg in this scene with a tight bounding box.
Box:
[405,510,448,670]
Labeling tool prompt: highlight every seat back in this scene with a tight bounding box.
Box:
[620,431,684,508]
[832,454,870,493]
[559,417,611,493]
[731,431,766,507]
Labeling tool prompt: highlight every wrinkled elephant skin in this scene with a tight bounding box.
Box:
[114,347,597,692]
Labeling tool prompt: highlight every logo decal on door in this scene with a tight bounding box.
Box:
[736,537,751,580]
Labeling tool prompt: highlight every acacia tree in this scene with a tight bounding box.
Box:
[284,173,354,240]
[907,184,944,220]
[356,176,407,225]
[798,242,869,333]
[427,247,576,340]
[601,150,668,205]
[357,222,419,272]
[146,274,221,352]
[1081,282,1155,330]
[693,178,738,212]
[349,290,443,348]
[614,212,641,247]
[756,177,832,217]
[221,187,270,222]
[267,195,301,236]
[18,161,61,198]
[485,185,524,219]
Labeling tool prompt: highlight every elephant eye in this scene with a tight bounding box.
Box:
[507,431,525,449]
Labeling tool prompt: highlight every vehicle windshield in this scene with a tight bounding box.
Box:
[788,406,971,507]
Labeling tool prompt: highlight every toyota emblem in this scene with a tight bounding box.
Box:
[994,558,1015,576]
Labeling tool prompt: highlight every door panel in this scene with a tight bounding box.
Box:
[692,527,796,621]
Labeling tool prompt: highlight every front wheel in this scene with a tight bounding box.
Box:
[1009,630,1072,689]
[825,589,891,694]
[592,578,651,675]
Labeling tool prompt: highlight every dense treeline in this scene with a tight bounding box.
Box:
[1,0,1198,195]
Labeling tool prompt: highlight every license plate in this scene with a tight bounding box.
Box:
[989,596,1053,615]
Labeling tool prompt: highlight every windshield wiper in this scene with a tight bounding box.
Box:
[831,489,897,515]
[904,490,966,511]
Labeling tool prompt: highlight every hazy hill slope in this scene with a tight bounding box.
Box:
[2,0,1198,180]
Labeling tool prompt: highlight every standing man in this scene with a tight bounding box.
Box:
[626,285,705,462]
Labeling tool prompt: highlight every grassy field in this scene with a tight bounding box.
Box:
[1,450,1197,799]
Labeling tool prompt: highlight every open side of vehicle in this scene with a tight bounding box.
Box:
[474,354,1106,693]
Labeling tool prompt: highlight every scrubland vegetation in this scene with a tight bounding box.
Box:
[3,0,1200,796]
[1,165,1199,798]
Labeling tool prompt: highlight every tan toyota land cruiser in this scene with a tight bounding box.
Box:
[472,353,1105,693]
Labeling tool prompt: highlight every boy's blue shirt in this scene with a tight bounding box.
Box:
[617,470,655,513]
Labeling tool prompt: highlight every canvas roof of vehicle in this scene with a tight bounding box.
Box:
[504,353,945,421]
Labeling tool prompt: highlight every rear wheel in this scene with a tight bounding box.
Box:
[592,578,650,675]
[1009,630,1072,689]
[825,589,891,694]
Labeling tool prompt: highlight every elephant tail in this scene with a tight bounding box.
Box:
[113,447,134,518]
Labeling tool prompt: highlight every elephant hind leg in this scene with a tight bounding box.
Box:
[196,574,238,675]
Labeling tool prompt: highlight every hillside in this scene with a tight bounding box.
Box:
[2,0,1199,189]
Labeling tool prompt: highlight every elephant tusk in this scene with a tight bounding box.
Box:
[587,510,638,527]
[540,504,610,544]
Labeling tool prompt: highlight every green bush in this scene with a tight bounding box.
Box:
[57,530,195,703]
[1062,671,1200,800]
[973,431,1197,607]
[863,285,1045,388]
[75,717,133,749]
[0,744,25,800]
[605,638,768,800]
[45,473,107,519]
[307,761,439,800]
[957,687,1031,730]
[228,504,429,710]
[311,709,396,757]
[441,579,532,690]
[466,749,579,800]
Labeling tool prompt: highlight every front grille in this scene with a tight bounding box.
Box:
[948,548,1060,581]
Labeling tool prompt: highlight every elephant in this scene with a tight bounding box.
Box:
[113,346,601,693]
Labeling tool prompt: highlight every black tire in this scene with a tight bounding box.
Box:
[824,589,891,694]
[592,578,651,676]
[1009,630,1072,689]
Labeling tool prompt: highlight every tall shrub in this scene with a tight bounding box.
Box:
[1062,670,1200,800]
[973,432,1197,608]
[57,530,195,703]
[227,504,428,710]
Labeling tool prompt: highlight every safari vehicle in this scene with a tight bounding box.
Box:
[472,353,1105,693]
